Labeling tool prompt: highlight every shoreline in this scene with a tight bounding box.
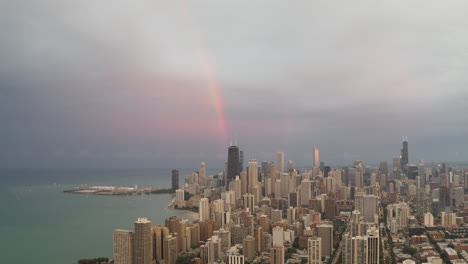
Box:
[165,198,199,220]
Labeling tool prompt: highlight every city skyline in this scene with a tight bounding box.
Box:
[2,1,468,168]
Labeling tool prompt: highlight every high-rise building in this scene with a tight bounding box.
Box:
[401,139,409,173]
[134,218,152,264]
[240,150,244,173]
[172,169,179,190]
[324,199,336,220]
[199,198,210,222]
[248,160,259,196]
[367,227,379,264]
[243,235,256,262]
[317,224,333,257]
[163,235,178,264]
[243,193,255,212]
[270,246,285,264]
[114,230,134,264]
[227,145,240,189]
[308,237,322,264]
[362,195,378,223]
[276,152,284,174]
[300,179,312,207]
[152,225,170,264]
[199,162,207,186]
[314,148,320,168]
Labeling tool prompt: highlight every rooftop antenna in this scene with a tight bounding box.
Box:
[234,132,238,146]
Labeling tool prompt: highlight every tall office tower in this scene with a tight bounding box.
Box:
[231,176,242,200]
[214,228,231,252]
[288,171,297,193]
[176,219,188,252]
[270,162,277,179]
[362,195,378,223]
[366,227,379,264]
[243,235,256,262]
[199,198,210,222]
[379,161,388,176]
[270,246,285,264]
[225,190,237,208]
[355,166,364,189]
[424,212,434,227]
[262,161,269,182]
[317,224,333,257]
[134,218,152,264]
[300,179,311,207]
[243,193,255,212]
[240,151,244,172]
[401,139,409,173]
[176,189,185,208]
[199,162,207,186]
[163,235,178,264]
[392,158,400,171]
[354,192,365,214]
[248,160,259,195]
[324,198,336,220]
[287,207,296,224]
[272,226,284,247]
[171,169,179,190]
[308,237,322,264]
[452,187,464,207]
[276,152,285,174]
[314,148,320,168]
[281,173,289,196]
[152,225,170,264]
[254,226,263,253]
[263,233,273,253]
[228,248,245,264]
[288,160,294,171]
[241,171,248,196]
[259,215,272,233]
[114,230,134,264]
[227,145,240,189]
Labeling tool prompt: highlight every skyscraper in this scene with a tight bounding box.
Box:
[314,148,320,168]
[401,139,409,173]
[151,225,169,264]
[199,162,207,186]
[199,198,210,222]
[163,235,178,264]
[114,230,134,264]
[308,237,322,264]
[317,224,333,257]
[171,169,179,190]
[134,218,152,264]
[270,246,285,264]
[276,152,284,174]
[227,145,240,189]
[243,235,256,262]
[240,150,244,172]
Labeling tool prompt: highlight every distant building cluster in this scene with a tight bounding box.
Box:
[113,139,468,264]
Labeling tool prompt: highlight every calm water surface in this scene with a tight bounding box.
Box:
[0,168,218,264]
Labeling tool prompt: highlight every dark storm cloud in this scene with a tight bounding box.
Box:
[1,0,468,168]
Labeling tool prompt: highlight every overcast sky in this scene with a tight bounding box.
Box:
[1,0,468,168]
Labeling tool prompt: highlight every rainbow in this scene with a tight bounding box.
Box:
[175,1,229,145]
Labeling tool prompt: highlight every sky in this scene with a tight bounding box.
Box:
[1,0,468,168]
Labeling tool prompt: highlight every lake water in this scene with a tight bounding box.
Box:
[0,168,219,264]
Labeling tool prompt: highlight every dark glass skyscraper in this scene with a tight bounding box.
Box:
[227,145,240,189]
[239,150,244,172]
[171,169,179,190]
[400,140,409,172]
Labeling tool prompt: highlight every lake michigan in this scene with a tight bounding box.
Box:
[0,168,219,264]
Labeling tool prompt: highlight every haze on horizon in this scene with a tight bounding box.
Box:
[1,0,468,168]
